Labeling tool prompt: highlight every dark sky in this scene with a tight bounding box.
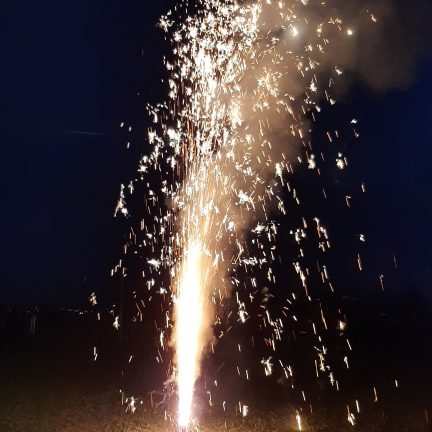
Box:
[2,0,432,307]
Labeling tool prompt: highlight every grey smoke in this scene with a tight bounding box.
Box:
[320,0,432,92]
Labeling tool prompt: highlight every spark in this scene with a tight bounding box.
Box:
[296,412,302,430]
[89,292,97,306]
[113,316,120,330]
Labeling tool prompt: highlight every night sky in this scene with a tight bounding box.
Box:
[3,0,432,307]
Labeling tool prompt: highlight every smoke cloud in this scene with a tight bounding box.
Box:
[310,0,432,92]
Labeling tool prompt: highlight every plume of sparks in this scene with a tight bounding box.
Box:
[112,0,381,427]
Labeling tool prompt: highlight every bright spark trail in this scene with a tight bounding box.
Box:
[113,0,381,428]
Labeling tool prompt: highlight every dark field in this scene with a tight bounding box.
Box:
[1,305,432,432]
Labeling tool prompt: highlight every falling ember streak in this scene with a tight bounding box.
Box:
[296,411,302,430]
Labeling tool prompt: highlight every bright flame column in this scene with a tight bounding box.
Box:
[175,241,205,427]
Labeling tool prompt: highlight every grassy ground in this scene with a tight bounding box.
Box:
[1,311,432,431]
[1,351,431,432]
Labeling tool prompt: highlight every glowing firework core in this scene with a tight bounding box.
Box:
[175,241,205,427]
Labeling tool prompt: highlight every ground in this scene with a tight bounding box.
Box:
[1,309,431,431]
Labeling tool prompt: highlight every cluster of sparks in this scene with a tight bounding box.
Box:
[111,0,382,428]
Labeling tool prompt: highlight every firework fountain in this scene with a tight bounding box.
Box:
[114,0,383,428]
